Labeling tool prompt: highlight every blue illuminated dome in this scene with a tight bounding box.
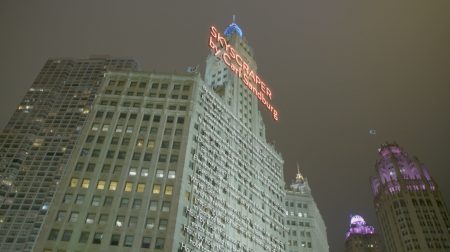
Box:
[224,22,243,38]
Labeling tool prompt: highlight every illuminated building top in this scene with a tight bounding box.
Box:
[371,143,435,197]
[345,215,375,239]
[224,15,243,38]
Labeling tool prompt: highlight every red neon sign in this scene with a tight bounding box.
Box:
[208,26,279,121]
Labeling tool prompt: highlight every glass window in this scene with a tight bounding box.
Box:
[91,196,101,206]
[124,182,133,192]
[61,230,72,241]
[120,198,129,208]
[86,213,95,224]
[79,231,89,243]
[156,170,164,178]
[152,185,161,194]
[155,238,165,249]
[115,125,123,133]
[102,124,109,132]
[129,167,137,176]
[168,171,176,179]
[109,181,118,191]
[98,214,108,225]
[141,237,151,248]
[161,141,169,148]
[81,178,90,189]
[132,199,142,209]
[172,141,180,149]
[149,201,157,211]
[161,201,170,212]
[48,229,59,240]
[91,123,99,131]
[136,139,144,147]
[69,212,79,222]
[70,178,79,187]
[63,194,73,203]
[170,155,178,163]
[158,154,167,162]
[145,218,155,229]
[93,232,103,244]
[140,168,149,177]
[144,153,152,161]
[137,183,145,193]
[164,185,173,196]
[75,194,84,204]
[110,234,120,246]
[115,215,125,227]
[128,216,138,227]
[126,126,133,133]
[56,211,66,221]
[103,196,113,207]
[96,180,105,190]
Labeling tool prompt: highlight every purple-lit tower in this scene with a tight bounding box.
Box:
[345,215,382,252]
[371,143,450,252]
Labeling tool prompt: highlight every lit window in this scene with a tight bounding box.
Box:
[164,185,173,196]
[96,180,105,190]
[137,183,145,193]
[136,139,144,147]
[115,125,123,133]
[156,170,164,178]
[81,179,90,189]
[102,124,109,131]
[147,140,155,150]
[91,124,99,131]
[129,167,137,176]
[86,213,95,224]
[109,181,118,191]
[140,168,149,177]
[145,218,155,229]
[158,219,168,230]
[115,216,124,227]
[93,232,103,244]
[70,178,79,187]
[126,126,133,133]
[124,182,133,192]
[168,171,176,179]
[152,185,161,194]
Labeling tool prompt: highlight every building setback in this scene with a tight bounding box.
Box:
[371,143,450,252]
[0,57,137,251]
[34,21,287,252]
[345,215,383,252]
[285,167,329,252]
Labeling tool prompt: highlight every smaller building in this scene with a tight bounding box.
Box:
[345,215,383,252]
[285,165,329,252]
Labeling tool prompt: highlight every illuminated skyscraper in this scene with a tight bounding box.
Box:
[0,57,138,251]
[285,167,329,252]
[34,21,286,252]
[371,143,450,252]
[344,215,382,252]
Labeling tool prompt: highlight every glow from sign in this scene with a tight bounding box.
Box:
[208,26,279,121]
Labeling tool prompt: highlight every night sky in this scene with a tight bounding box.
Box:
[1,1,449,251]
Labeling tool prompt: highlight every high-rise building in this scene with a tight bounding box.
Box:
[371,143,450,252]
[285,166,329,252]
[344,214,382,252]
[0,57,137,251]
[34,21,287,252]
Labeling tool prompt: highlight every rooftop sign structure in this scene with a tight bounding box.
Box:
[208,26,279,121]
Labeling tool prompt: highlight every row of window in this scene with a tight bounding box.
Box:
[62,194,169,210]
[108,80,191,91]
[47,229,164,249]
[69,178,174,195]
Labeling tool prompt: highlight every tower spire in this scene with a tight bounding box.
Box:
[233,14,236,23]
[296,162,304,182]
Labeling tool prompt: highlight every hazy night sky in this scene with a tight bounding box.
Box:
[1,1,449,251]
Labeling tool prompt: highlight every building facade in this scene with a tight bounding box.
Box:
[285,167,329,252]
[0,57,137,251]
[345,215,382,252]
[371,143,450,251]
[34,22,287,252]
